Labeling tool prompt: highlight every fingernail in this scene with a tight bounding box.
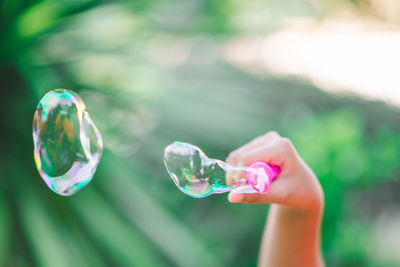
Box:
[228,193,243,203]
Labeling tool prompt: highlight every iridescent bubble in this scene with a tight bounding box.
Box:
[33,89,103,196]
[163,142,280,198]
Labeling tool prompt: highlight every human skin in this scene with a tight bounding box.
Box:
[226,132,325,267]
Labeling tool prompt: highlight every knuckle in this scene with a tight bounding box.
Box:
[279,137,293,150]
[264,131,279,140]
[253,135,264,143]
[226,151,241,164]
[227,151,238,160]
[266,130,279,137]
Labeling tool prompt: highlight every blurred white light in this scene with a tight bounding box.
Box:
[370,210,400,264]
[224,17,400,107]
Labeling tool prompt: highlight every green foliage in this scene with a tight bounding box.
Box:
[0,193,10,265]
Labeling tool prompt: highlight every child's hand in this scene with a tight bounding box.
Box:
[226,132,325,267]
[226,131,323,212]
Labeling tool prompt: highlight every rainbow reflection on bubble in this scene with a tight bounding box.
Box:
[32,89,103,196]
[163,142,266,198]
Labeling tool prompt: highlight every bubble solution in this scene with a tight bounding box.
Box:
[33,89,103,196]
[164,142,279,198]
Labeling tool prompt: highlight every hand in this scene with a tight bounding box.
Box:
[226,131,323,212]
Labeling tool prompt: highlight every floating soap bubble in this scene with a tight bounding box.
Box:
[164,142,280,198]
[33,89,103,196]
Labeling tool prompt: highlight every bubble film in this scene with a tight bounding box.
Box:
[164,142,273,198]
[33,89,103,196]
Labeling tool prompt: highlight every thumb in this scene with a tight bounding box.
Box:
[228,179,289,204]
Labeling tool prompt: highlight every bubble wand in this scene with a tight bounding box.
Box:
[164,142,280,198]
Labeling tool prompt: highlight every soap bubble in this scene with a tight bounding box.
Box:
[164,142,280,198]
[33,89,103,196]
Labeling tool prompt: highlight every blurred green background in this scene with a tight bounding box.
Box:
[1,0,400,266]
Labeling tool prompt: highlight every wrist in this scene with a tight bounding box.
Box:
[273,201,323,223]
[273,175,324,216]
